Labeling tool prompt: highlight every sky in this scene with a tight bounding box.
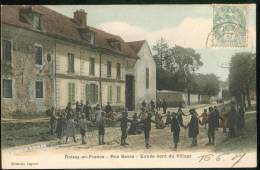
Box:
[46,5,256,81]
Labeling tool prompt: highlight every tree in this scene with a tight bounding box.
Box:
[229,52,256,107]
[172,46,203,105]
[193,74,220,97]
[152,38,170,70]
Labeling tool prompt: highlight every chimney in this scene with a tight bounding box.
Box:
[73,9,87,27]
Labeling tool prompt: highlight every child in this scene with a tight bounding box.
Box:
[56,111,66,144]
[165,111,171,126]
[199,109,208,129]
[118,110,132,146]
[143,112,156,148]
[186,109,199,147]
[96,111,105,145]
[171,112,181,149]
[128,113,139,135]
[65,114,77,144]
[79,114,88,144]
[155,114,166,129]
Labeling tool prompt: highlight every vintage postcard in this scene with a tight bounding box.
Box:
[1,4,257,169]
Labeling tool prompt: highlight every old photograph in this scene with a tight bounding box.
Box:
[1,4,257,168]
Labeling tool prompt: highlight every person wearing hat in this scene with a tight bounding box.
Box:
[186,109,199,147]
[96,110,106,145]
[79,114,88,144]
[171,112,181,149]
[65,113,77,144]
[143,112,156,148]
[117,108,132,146]
[205,107,216,145]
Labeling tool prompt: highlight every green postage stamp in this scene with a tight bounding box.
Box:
[212,4,248,47]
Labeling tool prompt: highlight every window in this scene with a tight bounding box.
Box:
[2,79,12,98]
[2,40,12,65]
[68,53,75,73]
[107,86,112,103]
[82,32,95,45]
[116,63,121,79]
[110,41,121,51]
[68,82,75,103]
[86,84,98,104]
[34,45,43,65]
[35,81,43,98]
[107,61,112,77]
[116,86,121,103]
[89,58,95,75]
[33,14,41,30]
[146,68,149,89]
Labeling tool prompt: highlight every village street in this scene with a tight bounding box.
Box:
[1,102,257,168]
[2,102,256,154]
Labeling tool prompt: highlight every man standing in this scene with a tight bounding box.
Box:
[171,112,181,149]
[213,106,220,130]
[162,99,167,114]
[228,104,237,138]
[206,107,217,145]
[186,109,199,147]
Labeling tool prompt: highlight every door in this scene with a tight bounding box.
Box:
[125,75,134,111]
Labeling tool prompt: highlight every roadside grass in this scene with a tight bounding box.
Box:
[1,118,120,149]
[214,112,257,152]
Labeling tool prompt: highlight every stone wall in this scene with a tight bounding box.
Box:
[1,24,55,114]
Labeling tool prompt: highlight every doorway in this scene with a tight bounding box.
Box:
[125,75,134,111]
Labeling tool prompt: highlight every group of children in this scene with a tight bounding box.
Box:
[46,100,245,149]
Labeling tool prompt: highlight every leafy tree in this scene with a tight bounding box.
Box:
[153,38,171,70]
[229,52,256,107]
[172,46,203,105]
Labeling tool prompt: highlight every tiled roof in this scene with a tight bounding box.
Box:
[126,40,146,54]
[1,5,138,59]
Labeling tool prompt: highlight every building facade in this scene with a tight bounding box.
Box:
[1,5,156,113]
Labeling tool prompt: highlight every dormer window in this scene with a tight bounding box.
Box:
[32,14,41,30]
[20,6,42,30]
[107,38,121,51]
[81,31,95,45]
[79,28,95,45]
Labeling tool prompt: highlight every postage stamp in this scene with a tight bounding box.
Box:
[212,4,248,47]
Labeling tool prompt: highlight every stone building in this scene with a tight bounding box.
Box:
[1,5,156,113]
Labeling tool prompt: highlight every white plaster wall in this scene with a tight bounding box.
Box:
[56,78,81,109]
[134,41,156,110]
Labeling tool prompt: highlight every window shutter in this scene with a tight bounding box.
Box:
[85,84,90,102]
[68,83,71,103]
[72,83,75,103]
[95,84,98,103]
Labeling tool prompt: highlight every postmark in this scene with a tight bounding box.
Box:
[211,4,248,47]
